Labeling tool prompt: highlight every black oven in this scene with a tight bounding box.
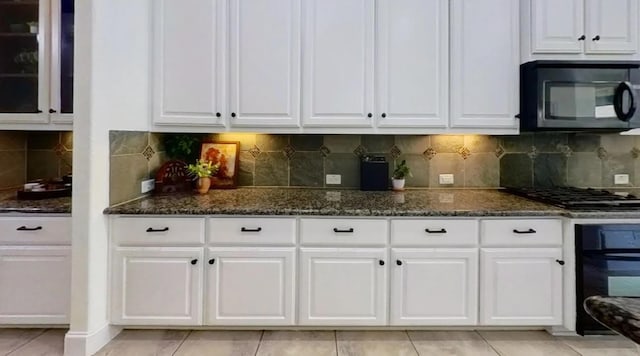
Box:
[576,224,640,335]
[521,61,640,131]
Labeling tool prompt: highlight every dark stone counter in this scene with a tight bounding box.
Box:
[0,190,71,214]
[584,296,640,344]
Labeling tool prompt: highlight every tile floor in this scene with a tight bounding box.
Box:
[0,329,638,356]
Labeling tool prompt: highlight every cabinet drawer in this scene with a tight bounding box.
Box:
[300,219,388,246]
[112,217,205,245]
[0,217,70,245]
[481,219,562,246]
[391,219,478,246]
[208,218,296,245]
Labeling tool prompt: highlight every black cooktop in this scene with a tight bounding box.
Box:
[505,187,640,210]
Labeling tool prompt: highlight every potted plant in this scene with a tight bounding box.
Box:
[187,159,219,194]
[391,160,412,191]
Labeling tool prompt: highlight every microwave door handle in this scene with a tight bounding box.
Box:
[614,81,637,122]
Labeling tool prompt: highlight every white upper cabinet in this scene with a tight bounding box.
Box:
[301,0,375,127]
[229,0,301,127]
[585,0,639,54]
[450,0,519,129]
[153,0,226,126]
[376,0,448,128]
[531,0,584,53]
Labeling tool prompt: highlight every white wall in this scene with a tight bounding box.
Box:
[65,0,152,355]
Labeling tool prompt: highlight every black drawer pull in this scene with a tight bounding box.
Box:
[146,227,169,233]
[592,35,601,41]
[333,228,354,233]
[191,259,198,265]
[556,259,565,266]
[425,228,447,234]
[513,228,536,234]
[209,258,215,265]
[16,226,42,231]
[241,227,262,232]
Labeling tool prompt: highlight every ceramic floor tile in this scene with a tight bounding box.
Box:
[256,330,336,356]
[93,329,188,356]
[558,335,638,356]
[8,329,66,356]
[0,329,46,355]
[336,331,418,356]
[174,330,262,356]
[408,331,499,356]
[479,331,580,356]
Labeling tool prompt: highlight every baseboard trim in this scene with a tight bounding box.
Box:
[64,323,122,356]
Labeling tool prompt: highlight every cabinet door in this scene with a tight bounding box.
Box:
[229,0,300,127]
[206,248,295,325]
[391,249,478,325]
[153,0,226,126]
[585,0,639,54]
[450,0,519,129]
[302,0,374,127]
[0,246,70,324]
[0,0,50,123]
[376,0,448,128]
[111,247,203,325]
[299,248,387,325]
[481,248,563,326]
[50,0,74,124]
[531,0,584,53]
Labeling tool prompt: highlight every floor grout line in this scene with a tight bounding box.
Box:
[406,330,421,356]
[171,330,192,356]
[476,330,505,356]
[334,330,339,356]
[5,328,49,356]
[253,330,265,356]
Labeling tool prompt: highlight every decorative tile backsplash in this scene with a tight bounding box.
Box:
[108,131,640,204]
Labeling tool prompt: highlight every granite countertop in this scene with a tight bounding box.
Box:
[0,190,72,214]
[104,188,568,217]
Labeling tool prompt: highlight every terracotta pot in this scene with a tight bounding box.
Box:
[392,178,405,191]
[196,177,211,194]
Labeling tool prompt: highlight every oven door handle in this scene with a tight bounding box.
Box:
[614,81,637,122]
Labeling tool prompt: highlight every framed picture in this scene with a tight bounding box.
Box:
[199,141,240,189]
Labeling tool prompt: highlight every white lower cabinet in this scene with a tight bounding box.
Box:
[111,247,204,325]
[205,247,295,325]
[299,248,387,325]
[390,248,478,325]
[480,248,563,326]
[0,246,71,324]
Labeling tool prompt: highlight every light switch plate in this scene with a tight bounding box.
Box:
[614,174,630,185]
[141,179,155,193]
[439,174,454,185]
[326,174,341,185]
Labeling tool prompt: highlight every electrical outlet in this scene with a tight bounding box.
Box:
[141,179,155,193]
[326,174,341,185]
[439,174,454,185]
[614,174,630,185]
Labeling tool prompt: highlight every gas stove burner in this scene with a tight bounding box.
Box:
[505,187,640,211]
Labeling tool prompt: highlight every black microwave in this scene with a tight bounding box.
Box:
[520,61,640,131]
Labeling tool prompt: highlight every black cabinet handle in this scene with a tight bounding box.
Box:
[231,112,236,118]
[425,228,447,234]
[578,35,586,41]
[208,258,215,265]
[379,260,385,266]
[241,227,262,232]
[333,228,354,233]
[367,113,372,118]
[381,113,387,118]
[396,260,402,266]
[191,259,198,265]
[556,259,565,266]
[216,112,221,117]
[49,108,57,113]
[16,226,42,231]
[592,35,601,41]
[513,228,536,234]
[146,227,169,233]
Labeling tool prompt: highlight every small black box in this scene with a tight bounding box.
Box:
[360,156,389,191]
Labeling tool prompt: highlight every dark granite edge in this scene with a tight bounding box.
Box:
[0,208,71,214]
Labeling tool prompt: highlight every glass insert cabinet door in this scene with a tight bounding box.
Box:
[52,0,73,115]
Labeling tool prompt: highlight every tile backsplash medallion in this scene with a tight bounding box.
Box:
[109,130,640,204]
[0,131,72,190]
